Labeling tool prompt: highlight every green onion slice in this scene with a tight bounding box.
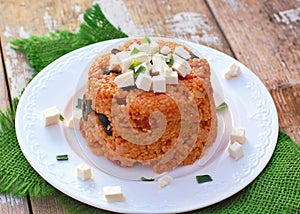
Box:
[165,54,174,65]
[216,102,228,111]
[196,175,213,184]
[129,59,142,70]
[59,114,64,122]
[76,98,83,109]
[141,176,155,182]
[131,47,140,55]
[134,65,147,78]
[56,154,68,161]
[142,36,151,44]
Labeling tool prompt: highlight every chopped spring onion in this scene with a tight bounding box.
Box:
[216,102,228,111]
[134,66,147,78]
[131,47,140,55]
[59,114,64,122]
[56,154,68,161]
[76,98,83,109]
[129,59,142,70]
[165,54,174,65]
[196,175,213,184]
[141,177,155,182]
[142,36,151,44]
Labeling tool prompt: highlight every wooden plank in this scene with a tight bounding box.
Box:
[0,194,30,214]
[0,41,30,214]
[0,40,10,110]
[0,0,93,213]
[207,0,300,143]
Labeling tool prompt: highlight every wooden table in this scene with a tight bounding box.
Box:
[0,0,299,213]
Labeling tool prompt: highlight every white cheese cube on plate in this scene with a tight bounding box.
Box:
[109,54,120,71]
[229,142,244,160]
[132,52,151,63]
[174,46,191,60]
[66,110,81,130]
[129,42,140,51]
[158,175,173,189]
[76,162,92,181]
[115,51,132,71]
[224,63,241,79]
[135,73,152,91]
[151,54,165,73]
[172,55,191,77]
[231,128,246,144]
[114,70,135,88]
[165,72,178,84]
[139,42,159,55]
[152,75,166,93]
[41,106,61,126]
[160,45,171,55]
[103,186,125,202]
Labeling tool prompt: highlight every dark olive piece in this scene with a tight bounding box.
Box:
[82,95,94,121]
[97,113,113,136]
[190,53,200,59]
[111,48,121,54]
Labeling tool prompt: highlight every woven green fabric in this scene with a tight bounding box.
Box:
[0,3,299,214]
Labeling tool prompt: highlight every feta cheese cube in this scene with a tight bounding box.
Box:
[165,72,178,84]
[172,55,191,77]
[135,73,152,91]
[66,110,81,130]
[109,54,120,71]
[129,42,140,51]
[76,163,92,181]
[139,42,159,54]
[174,46,191,60]
[116,51,132,71]
[224,63,241,79]
[138,43,151,54]
[231,128,246,144]
[158,175,173,189]
[149,42,160,54]
[160,45,171,55]
[151,54,165,73]
[41,106,61,126]
[229,142,244,160]
[103,186,125,202]
[132,52,151,63]
[152,75,166,93]
[114,70,135,88]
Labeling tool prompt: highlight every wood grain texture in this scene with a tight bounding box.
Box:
[207,0,300,143]
[30,196,66,214]
[0,0,93,98]
[0,194,30,214]
[0,42,10,110]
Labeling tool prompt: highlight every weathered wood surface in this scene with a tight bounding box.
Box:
[0,0,299,213]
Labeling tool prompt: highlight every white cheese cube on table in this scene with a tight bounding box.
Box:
[231,128,246,144]
[152,75,166,93]
[174,46,191,60]
[66,110,81,129]
[114,70,135,88]
[135,73,152,91]
[172,55,191,77]
[41,106,61,126]
[229,142,244,160]
[224,63,241,79]
[103,186,125,202]
[158,175,173,189]
[160,45,171,55]
[76,162,92,181]
[109,54,120,71]
[115,51,132,71]
[165,72,178,84]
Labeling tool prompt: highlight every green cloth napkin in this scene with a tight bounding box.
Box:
[0,4,299,214]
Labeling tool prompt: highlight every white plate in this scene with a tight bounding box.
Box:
[16,38,278,213]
